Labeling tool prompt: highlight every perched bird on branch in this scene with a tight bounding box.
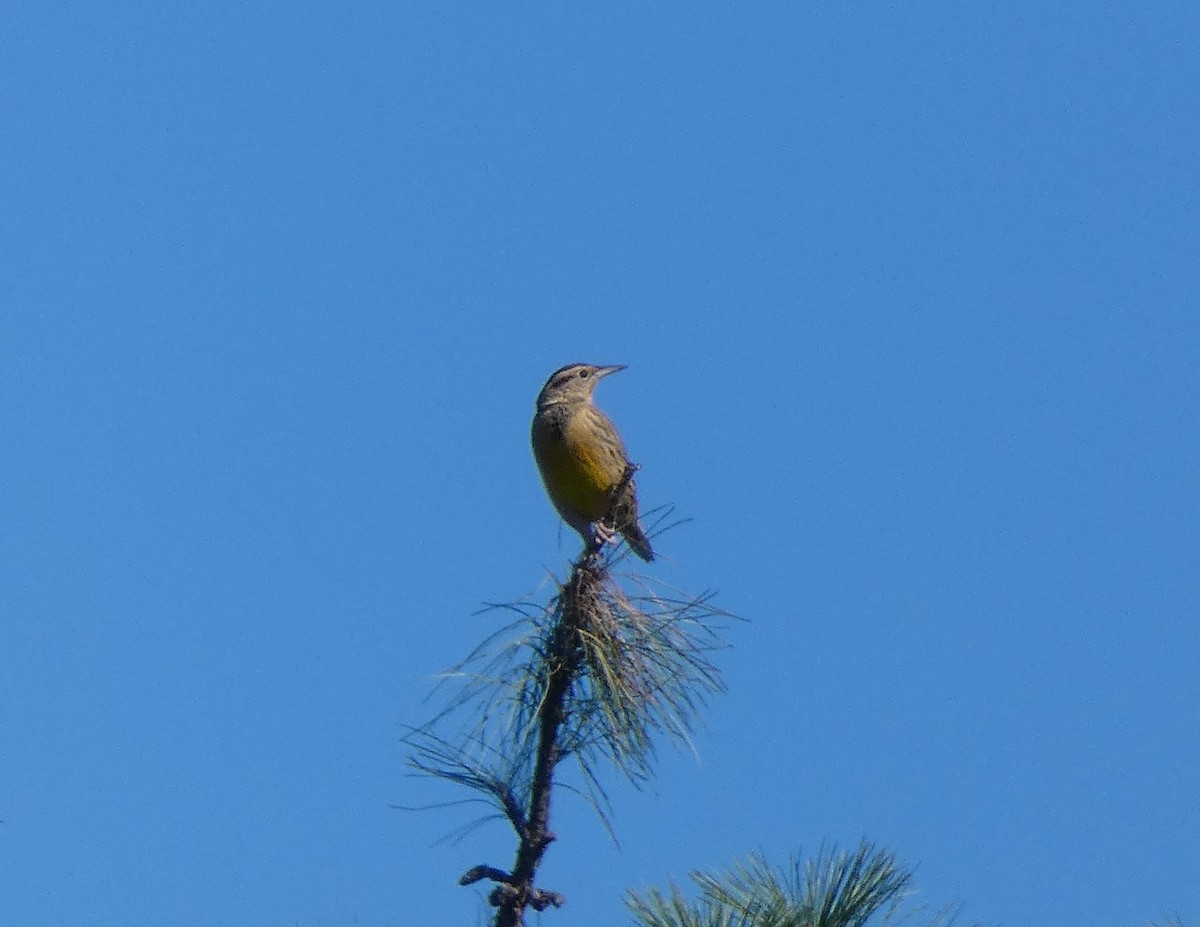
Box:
[531,363,654,562]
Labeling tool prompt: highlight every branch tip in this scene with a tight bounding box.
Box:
[459,864,513,887]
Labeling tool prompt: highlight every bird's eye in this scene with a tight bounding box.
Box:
[578,369,590,378]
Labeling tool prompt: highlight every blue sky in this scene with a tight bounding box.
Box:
[2,3,1198,925]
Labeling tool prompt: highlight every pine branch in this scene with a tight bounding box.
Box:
[491,556,604,926]
[404,479,734,926]
[628,840,959,927]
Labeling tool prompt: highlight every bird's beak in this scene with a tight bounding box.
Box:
[596,364,627,379]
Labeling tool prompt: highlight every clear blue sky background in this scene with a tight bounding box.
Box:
[2,4,1197,926]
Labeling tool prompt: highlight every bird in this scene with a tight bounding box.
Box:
[531,363,654,562]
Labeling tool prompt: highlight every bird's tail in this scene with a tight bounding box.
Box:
[608,474,654,562]
[621,523,654,562]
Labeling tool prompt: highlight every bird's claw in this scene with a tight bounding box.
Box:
[592,522,617,548]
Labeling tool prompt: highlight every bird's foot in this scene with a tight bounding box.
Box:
[591,522,617,548]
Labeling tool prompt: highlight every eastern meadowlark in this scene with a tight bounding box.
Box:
[531,363,654,562]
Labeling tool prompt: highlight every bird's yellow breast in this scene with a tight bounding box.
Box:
[532,407,625,522]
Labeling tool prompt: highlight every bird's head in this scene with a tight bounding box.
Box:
[535,363,626,408]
